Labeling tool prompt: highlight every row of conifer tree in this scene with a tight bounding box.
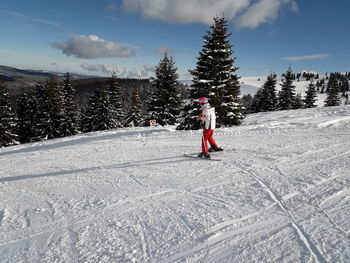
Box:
[244,69,350,114]
[0,16,244,147]
[1,16,349,147]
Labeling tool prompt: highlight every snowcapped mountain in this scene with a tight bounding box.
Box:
[1,105,349,262]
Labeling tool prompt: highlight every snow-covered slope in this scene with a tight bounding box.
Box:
[1,106,350,262]
[240,75,329,106]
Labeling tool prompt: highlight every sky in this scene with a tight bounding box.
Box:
[1,0,349,80]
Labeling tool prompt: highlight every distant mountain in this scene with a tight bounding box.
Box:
[0,65,98,92]
[0,65,152,111]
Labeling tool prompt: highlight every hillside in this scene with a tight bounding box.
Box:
[240,75,329,106]
[0,65,94,91]
[2,65,344,108]
[0,65,152,110]
[1,106,349,262]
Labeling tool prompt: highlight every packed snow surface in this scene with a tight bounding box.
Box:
[1,106,350,263]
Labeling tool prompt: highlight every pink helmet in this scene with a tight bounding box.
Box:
[198,97,208,104]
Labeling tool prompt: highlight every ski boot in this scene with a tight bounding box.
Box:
[198,152,211,159]
[209,146,223,152]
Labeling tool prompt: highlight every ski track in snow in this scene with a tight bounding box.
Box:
[1,106,350,262]
[0,209,5,226]
[227,160,327,263]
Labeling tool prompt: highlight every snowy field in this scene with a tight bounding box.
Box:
[1,106,350,263]
[240,75,328,106]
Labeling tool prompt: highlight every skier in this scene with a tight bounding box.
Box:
[197,97,223,158]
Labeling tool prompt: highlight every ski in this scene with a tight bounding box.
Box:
[184,153,221,161]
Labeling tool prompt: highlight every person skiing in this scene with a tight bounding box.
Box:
[197,97,223,158]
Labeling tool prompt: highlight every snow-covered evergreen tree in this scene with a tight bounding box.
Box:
[241,94,253,113]
[27,94,39,140]
[340,78,349,96]
[250,73,278,113]
[0,80,17,147]
[144,80,159,126]
[146,54,181,126]
[81,88,112,132]
[250,88,265,113]
[293,93,304,109]
[33,83,50,140]
[303,82,317,108]
[324,76,341,107]
[80,94,94,133]
[30,78,67,140]
[177,16,244,130]
[16,93,37,143]
[278,66,296,110]
[16,93,29,143]
[124,87,143,127]
[44,77,66,139]
[62,73,79,136]
[263,74,278,111]
[107,72,124,128]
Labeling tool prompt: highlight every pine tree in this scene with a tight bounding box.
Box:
[80,93,95,133]
[91,88,112,131]
[177,16,244,130]
[15,93,29,143]
[278,66,296,110]
[250,88,265,113]
[241,94,253,113]
[146,54,181,126]
[250,73,278,113]
[44,77,66,139]
[62,73,79,136]
[0,80,17,147]
[293,93,304,109]
[324,77,341,107]
[315,80,321,92]
[107,72,124,128]
[33,83,50,140]
[263,74,278,111]
[340,78,349,96]
[303,82,318,108]
[145,80,160,126]
[124,87,143,127]
[81,88,112,132]
[16,93,37,143]
[31,78,67,140]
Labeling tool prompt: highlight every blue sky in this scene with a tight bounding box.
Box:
[0,0,349,79]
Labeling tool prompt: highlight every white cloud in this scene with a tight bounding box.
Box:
[282,53,331,61]
[52,35,135,59]
[121,0,250,25]
[121,0,298,28]
[80,63,155,78]
[80,63,120,75]
[127,65,155,78]
[235,0,298,29]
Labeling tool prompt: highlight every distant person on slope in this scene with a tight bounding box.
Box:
[197,97,223,158]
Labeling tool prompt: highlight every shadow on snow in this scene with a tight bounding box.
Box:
[0,128,170,157]
[0,155,197,183]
